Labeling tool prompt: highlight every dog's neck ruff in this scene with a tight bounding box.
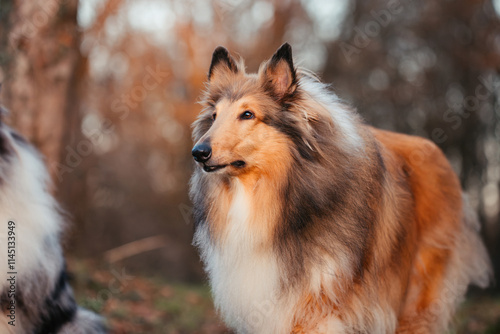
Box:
[0,132,63,290]
[192,75,369,333]
[0,130,65,333]
[194,178,299,333]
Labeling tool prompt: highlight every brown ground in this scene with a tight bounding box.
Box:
[68,258,500,334]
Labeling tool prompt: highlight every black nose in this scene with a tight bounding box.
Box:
[192,142,212,163]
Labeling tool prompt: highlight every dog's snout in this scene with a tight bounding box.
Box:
[192,142,212,163]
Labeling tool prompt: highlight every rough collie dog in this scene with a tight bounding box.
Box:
[190,43,491,334]
[0,105,105,333]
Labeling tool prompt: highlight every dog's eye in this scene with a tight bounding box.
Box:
[212,113,217,121]
[240,111,254,120]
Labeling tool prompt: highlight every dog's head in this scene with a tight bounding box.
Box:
[192,43,309,177]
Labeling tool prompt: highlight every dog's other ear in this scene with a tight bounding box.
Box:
[208,46,239,81]
[262,43,297,100]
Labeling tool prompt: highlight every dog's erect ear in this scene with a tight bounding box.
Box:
[262,43,297,99]
[208,46,239,81]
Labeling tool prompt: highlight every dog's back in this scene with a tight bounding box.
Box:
[372,127,491,333]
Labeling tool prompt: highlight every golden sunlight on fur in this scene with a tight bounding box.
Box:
[190,43,492,334]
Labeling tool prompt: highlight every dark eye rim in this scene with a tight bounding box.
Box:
[212,113,217,120]
[240,110,255,120]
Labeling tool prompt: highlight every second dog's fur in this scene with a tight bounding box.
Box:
[0,107,105,333]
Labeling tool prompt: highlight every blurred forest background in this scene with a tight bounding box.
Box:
[0,0,499,333]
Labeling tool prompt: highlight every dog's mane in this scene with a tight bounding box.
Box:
[191,60,386,285]
[191,46,491,334]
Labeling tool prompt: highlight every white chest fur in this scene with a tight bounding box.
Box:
[0,143,62,294]
[194,180,296,334]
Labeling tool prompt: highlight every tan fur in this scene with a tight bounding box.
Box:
[191,45,491,334]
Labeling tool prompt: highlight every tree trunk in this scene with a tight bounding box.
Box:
[0,0,89,253]
[0,0,82,185]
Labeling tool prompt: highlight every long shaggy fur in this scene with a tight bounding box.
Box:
[190,43,492,334]
[0,116,106,333]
